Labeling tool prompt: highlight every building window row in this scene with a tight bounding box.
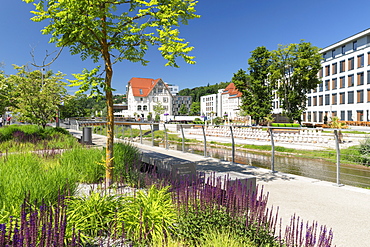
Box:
[308,89,368,106]
[320,53,370,77]
[313,71,370,93]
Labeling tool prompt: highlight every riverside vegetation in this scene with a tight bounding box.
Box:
[0,125,334,246]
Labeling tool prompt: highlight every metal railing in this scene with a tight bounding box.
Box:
[67,120,370,188]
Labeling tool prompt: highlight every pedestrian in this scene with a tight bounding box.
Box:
[6,115,11,125]
[0,116,3,127]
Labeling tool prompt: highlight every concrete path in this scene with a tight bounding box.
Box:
[69,129,370,247]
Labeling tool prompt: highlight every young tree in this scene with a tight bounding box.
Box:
[178,104,189,115]
[8,65,66,128]
[189,101,200,115]
[153,101,165,121]
[23,0,199,184]
[270,41,322,123]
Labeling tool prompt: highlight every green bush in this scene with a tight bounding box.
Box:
[66,192,125,243]
[117,185,177,245]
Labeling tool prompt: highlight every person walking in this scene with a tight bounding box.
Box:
[6,115,11,125]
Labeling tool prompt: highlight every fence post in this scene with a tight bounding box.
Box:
[130,125,133,142]
[201,125,207,157]
[122,125,126,140]
[164,123,168,150]
[269,127,275,172]
[180,124,185,152]
[151,123,154,147]
[334,129,343,186]
[229,126,235,164]
[139,124,143,144]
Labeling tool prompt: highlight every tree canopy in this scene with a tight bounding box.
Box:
[235,42,322,124]
[270,41,322,123]
[7,65,66,128]
[23,0,199,184]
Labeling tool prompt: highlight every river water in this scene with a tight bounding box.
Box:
[143,140,370,188]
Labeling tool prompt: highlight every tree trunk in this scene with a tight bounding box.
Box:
[105,65,114,186]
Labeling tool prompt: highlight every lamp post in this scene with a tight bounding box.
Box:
[164,113,169,123]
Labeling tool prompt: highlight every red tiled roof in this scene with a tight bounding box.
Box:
[128,77,163,97]
[222,83,242,98]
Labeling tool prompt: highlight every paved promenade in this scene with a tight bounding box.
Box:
[69,129,370,247]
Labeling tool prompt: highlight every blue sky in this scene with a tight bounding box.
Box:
[1,0,370,94]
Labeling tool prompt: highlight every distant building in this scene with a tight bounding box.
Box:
[173,95,192,116]
[200,83,242,121]
[167,84,179,96]
[125,77,173,119]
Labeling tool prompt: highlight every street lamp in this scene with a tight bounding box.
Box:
[164,113,169,123]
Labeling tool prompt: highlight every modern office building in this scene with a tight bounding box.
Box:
[304,28,370,123]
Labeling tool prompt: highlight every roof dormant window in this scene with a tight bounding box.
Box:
[139,89,143,94]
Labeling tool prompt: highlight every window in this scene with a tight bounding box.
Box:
[163,97,168,103]
[158,88,163,93]
[348,91,354,104]
[340,92,345,104]
[357,72,364,85]
[340,111,345,120]
[325,94,330,105]
[340,60,346,72]
[139,89,143,95]
[368,53,370,66]
[325,80,330,90]
[340,76,345,88]
[348,110,353,121]
[332,63,337,75]
[357,90,364,103]
[368,89,370,102]
[357,110,364,121]
[137,105,142,111]
[332,93,337,105]
[319,95,323,106]
[307,112,311,121]
[348,57,354,71]
[325,65,330,76]
[332,49,335,58]
[140,97,143,101]
[353,41,357,51]
[143,105,148,111]
[367,71,370,84]
[313,112,317,122]
[342,45,345,55]
[358,54,364,68]
[319,82,323,92]
[313,96,317,106]
[319,111,323,122]
[348,74,354,87]
[332,78,337,89]
[307,97,312,106]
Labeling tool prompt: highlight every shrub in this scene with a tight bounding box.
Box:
[65,192,125,243]
[117,185,177,245]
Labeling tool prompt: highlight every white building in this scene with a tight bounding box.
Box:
[304,28,370,123]
[200,90,222,118]
[200,83,242,121]
[125,77,173,119]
